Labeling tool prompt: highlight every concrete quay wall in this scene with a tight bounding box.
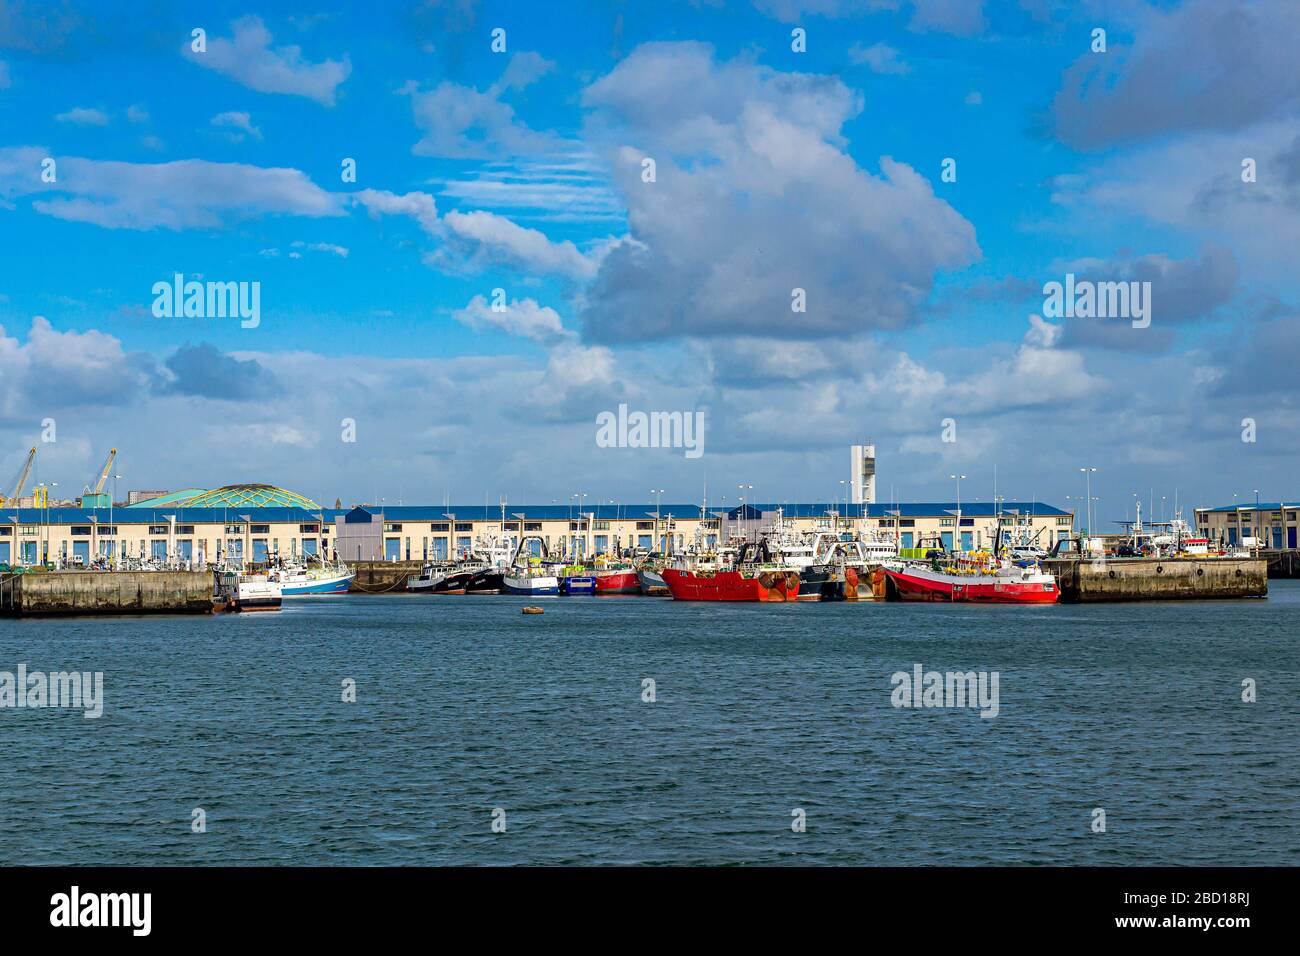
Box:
[1043,557,1267,603]
[347,561,428,594]
[0,571,214,616]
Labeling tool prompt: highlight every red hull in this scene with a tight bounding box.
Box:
[884,568,1058,604]
[661,568,801,602]
[594,570,640,594]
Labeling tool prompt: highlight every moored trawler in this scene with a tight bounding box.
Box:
[502,567,560,595]
[636,566,669,595]
[277,559,354,596]
[217,570,283,612]
[559,566,597,594]
[661,540,803,602]
[408,563,482,594]
[661,565,802,602]
[465,566,506,594]
[807,533,897,601]
[883,554,1058,604]
[593,560,640,594]
[501,534,561,595]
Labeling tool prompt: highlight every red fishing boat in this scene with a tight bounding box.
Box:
[661,540,803,602]
[661,566,802,602]
[593,563,640,594]
[882,557,1058,604]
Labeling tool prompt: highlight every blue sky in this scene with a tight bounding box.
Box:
[1,0,1297,523]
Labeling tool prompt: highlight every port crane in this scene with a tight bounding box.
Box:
[79,448,117,508]
[0,447,37,508]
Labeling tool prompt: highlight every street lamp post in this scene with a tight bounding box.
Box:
[1079,467,1098,541]
[109,474,122,569]
[949,474,966,553]
[651,489,665,554]
[1254,488,1261,549]
[737,484,753,540]
[37,482,48,566]
[442,512,457,563]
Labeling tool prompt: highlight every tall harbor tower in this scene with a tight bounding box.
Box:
[850,443,876,505]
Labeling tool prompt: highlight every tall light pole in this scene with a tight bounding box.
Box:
[443,512,457,562]
[576,492,587,558]
[738,484,752,540]
[37,482,48,566]
[109,474,122,568]
[651,488,664,554]
[1254,488,1261,547]
[949,474,966,552]
[1079,467,1098,540]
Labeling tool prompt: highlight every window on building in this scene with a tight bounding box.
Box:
[455,523,474,532]
[148,525,168,535]
[524,522,542,532]
[429,523,449,532]
[636,521,654,530]
[384,523,402,532]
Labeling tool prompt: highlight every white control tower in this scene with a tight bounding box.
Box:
[850,443,876,505]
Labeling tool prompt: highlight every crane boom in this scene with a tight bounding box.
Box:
[92,448,117,495]
[3,447,37,504]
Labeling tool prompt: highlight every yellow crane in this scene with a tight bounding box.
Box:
[0,447,37,508]
[80,448,118,508]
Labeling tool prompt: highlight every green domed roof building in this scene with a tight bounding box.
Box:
[128,484,321,510]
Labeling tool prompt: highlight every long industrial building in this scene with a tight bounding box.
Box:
[0,483,1075,567]
[1194,502,1300,549]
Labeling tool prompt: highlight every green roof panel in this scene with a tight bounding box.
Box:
[181,484,321,510]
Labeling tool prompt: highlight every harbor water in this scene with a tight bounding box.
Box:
[2,584,1297,866]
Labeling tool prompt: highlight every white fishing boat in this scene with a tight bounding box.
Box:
[217,570,283,612]
[857,530,900,562]
[278,559,354,596]
[502,534,559,595]
[502,569,560,595]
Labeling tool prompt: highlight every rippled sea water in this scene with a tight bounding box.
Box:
[2,582,1297,866]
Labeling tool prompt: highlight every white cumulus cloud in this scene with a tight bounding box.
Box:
[183,15,351,106]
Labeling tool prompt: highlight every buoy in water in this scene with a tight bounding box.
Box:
[522,606,544,615]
